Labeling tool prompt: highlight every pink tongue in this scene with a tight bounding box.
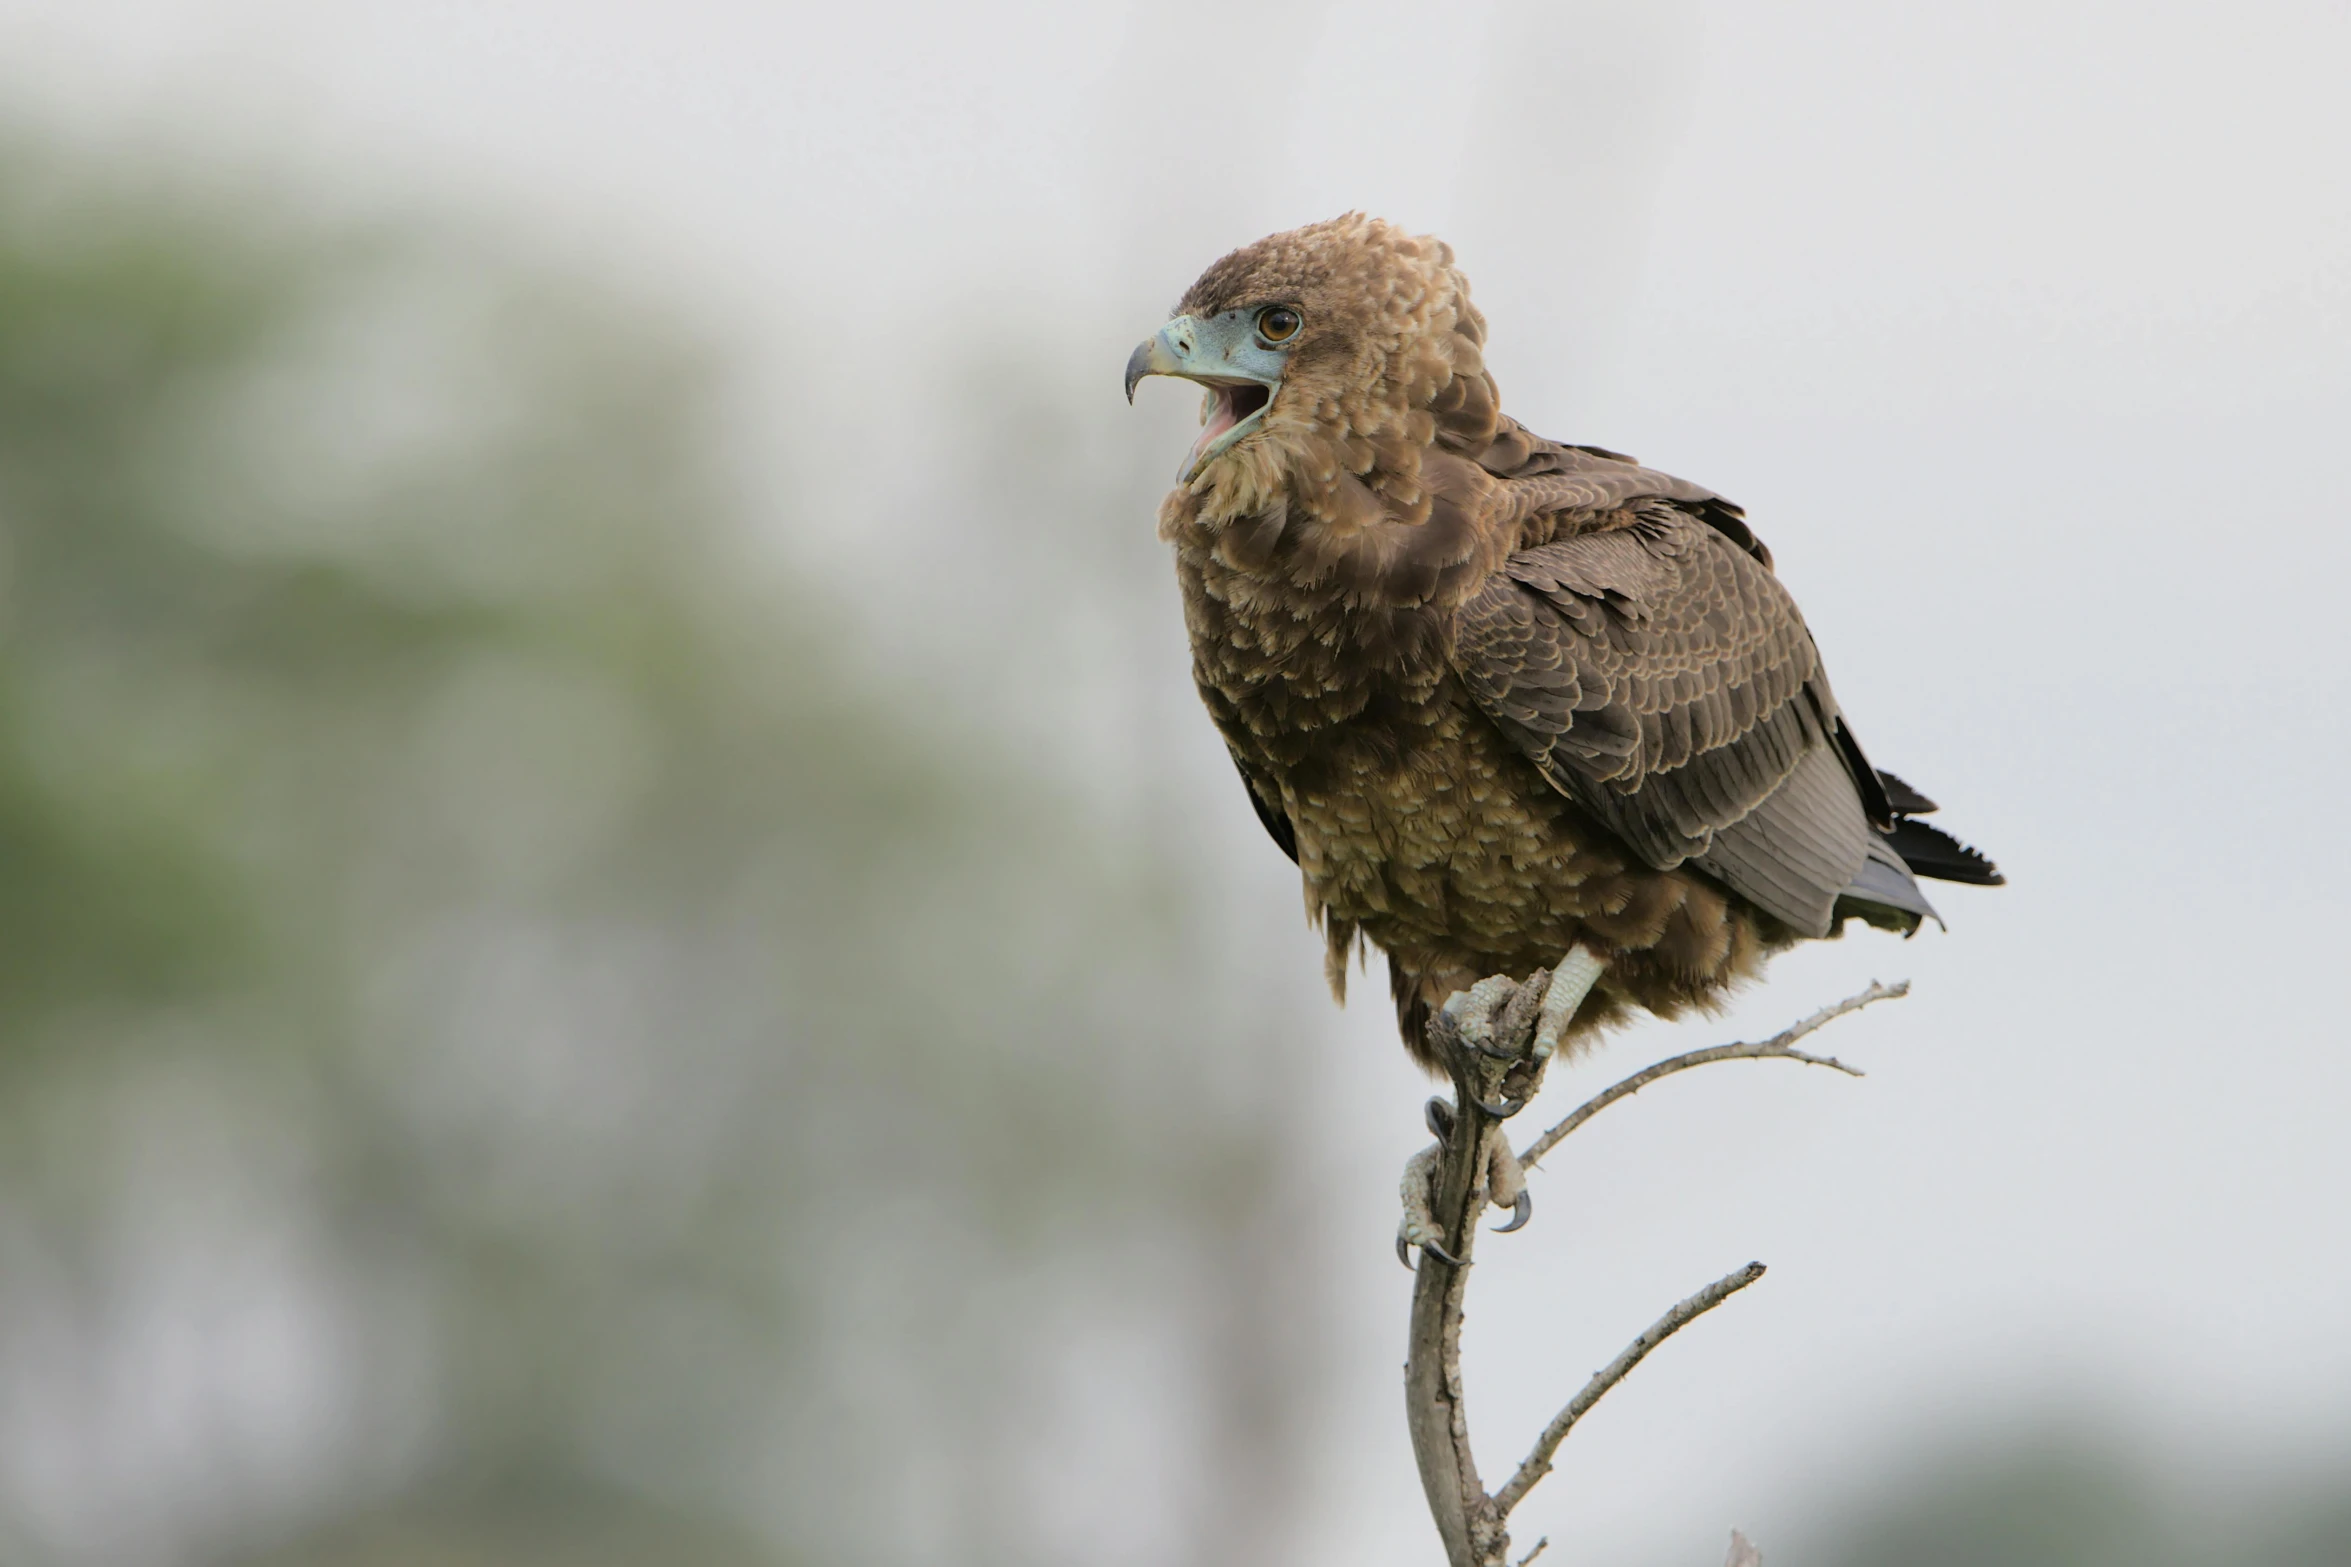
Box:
[1188,388,1239,468]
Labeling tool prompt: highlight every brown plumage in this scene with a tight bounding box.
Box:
[1131,215,2000,1069]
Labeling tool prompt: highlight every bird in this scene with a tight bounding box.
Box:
[1124,214,2000,1118]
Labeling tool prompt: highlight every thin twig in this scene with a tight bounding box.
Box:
[1493,1261,1768,1518]
[1518,980,1908,1171]
[1514,1537,1549,1566]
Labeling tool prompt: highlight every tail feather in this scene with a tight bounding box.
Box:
[1886,817,2004,886]
[1873,768,1941,817]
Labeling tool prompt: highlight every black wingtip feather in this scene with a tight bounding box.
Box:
[1874,769,1940,817]
[1886,817,2004,886]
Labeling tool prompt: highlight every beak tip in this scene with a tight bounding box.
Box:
[1123,337,1158,406]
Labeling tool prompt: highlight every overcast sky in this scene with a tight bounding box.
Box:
[2,2,2345,1562]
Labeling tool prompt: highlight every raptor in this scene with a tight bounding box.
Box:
[1126,216,1999,1235]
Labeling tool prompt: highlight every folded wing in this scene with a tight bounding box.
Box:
[1450,502,1973,936]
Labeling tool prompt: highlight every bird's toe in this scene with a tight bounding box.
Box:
[1396,1142,1467,1269]
[1482,1122,1531,1235]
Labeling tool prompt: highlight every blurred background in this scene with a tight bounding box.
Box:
[0,2,2342,1564]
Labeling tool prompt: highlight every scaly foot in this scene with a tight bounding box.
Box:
[1532,947,1607,1063]
[1394,949,1609,1260]
[1396,1099,1534,1266]
[1396,1136,1462,1269]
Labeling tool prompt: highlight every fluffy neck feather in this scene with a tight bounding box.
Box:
[1162,299,1511,613]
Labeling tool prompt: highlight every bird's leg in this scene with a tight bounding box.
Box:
[1451,963,1556,1119]
[1531,946,1608,1063]
[1444,959,1592,1241]
[1433,948,1606,1244]
[1472,976,1547,1232]
[1399,975,1549,1265]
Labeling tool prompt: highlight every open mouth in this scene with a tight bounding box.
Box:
[1184,381,1275,477]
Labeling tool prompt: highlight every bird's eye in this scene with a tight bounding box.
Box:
[1256,306,1301,343]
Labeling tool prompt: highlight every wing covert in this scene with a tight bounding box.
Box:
[1452,504,1881,934]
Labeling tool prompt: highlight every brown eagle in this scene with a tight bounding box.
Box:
[1127,215,1999,1077]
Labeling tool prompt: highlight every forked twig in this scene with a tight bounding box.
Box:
[1401,979,1908,1565]
[1493,1261,1768,1516]
[1518,980,1909,1172]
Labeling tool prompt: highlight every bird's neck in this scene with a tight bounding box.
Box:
[1159,435,1511,612]
[1162,462,1485,750]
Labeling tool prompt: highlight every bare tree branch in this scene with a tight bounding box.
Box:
[1403,1006,1508,1566]
[1492,1261,1768,1517]
[1396,978,1906,1565]
[1518,980,1909,1173]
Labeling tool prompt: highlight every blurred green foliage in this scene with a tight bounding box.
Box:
[0,133,1324,1567]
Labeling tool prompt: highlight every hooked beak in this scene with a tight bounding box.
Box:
[1123,314,1284,481]
[1124,328,1186,404]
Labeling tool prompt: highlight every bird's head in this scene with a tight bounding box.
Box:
[1125,214,1498,499]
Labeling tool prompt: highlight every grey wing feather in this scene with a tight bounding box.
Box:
[1696,745,1941,934]
[1692,743,1870,933]
[1453,503,1934,937]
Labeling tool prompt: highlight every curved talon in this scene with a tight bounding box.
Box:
[1424,1097,1456,1141]
[1494,1190,1533,1233]
[1418,1238,1468,1269]
[1397,1234,1415,1271]
[1473,1094,1524,1120]
[1469,1036,1522,1062]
